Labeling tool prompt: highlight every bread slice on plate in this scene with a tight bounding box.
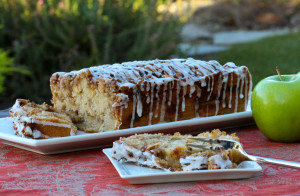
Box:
[9,99,77,139]
[112,129,241,171]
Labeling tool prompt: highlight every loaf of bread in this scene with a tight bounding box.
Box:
[112,129,241,171]
[10,99,77,139]
[50,58,252,132]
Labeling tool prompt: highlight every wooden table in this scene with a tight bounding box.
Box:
[0,126,299,195]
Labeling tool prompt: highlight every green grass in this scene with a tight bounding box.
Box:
[216,31,300,87]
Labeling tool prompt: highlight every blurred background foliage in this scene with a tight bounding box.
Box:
[216,31,300,85]
[0,49,30,94]
[0,0,185,104]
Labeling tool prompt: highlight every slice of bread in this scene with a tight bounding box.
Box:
[10,99,77,139]
[112,129,240,171]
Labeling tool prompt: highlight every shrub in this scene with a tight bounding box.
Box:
[0,0,183,102]
[0,49,30,96]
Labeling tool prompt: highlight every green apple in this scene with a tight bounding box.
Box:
[251,72,300,142]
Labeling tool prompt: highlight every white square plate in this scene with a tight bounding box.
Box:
[102,148,262,184]
[0,108,253,155]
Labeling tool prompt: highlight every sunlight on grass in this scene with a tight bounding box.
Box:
[216,31,300,87]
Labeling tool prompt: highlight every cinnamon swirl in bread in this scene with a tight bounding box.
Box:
[10,99,77,139]
[112,129,240,171]
[50,58,252,132]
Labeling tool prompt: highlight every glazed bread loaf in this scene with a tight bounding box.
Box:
[10,99,77,139]
[50,58,252,132]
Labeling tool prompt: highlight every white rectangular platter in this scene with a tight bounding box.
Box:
[103,148,262,184]
[0,109,253,155]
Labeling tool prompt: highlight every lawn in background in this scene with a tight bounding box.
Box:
[216,31,300,87]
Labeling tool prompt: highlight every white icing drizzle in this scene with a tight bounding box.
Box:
[189,85,195,97]
[32,119,72,128]
[208,154,233,169]
[216,75,222,101]
[146,82,150,91]
[195,86,202,117]
[222,74,228,108]
[160,84,168,122]
[175,81,180,121]
[148,83,155,125]
[182,86,187,112]
[239,75,245,99]
[112,93,129,107]
[197,86,202,98]
[234,75,241,113]
[146,86,151,104]
[195,98,199,117]
[168,81,173,106]
[12,116,72,129]
[136,90,143,117]
[112,141,234,171]
[119,107,123,122]
[112,141,168,171]
[130,89,137,128]
[33,129,42,139]
[201,79,206,87]
[244,73,249,110]
[155,85,161,118]
[112,141,142,162]
[207,76,211,92]
[180,155,208,171]
[207,76,214,101]
[228,72,233,108]
[215,100,220,116]
[58,59,232,90]
[139,151,166,170]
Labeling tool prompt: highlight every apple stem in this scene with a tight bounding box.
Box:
[276,66,283,81]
